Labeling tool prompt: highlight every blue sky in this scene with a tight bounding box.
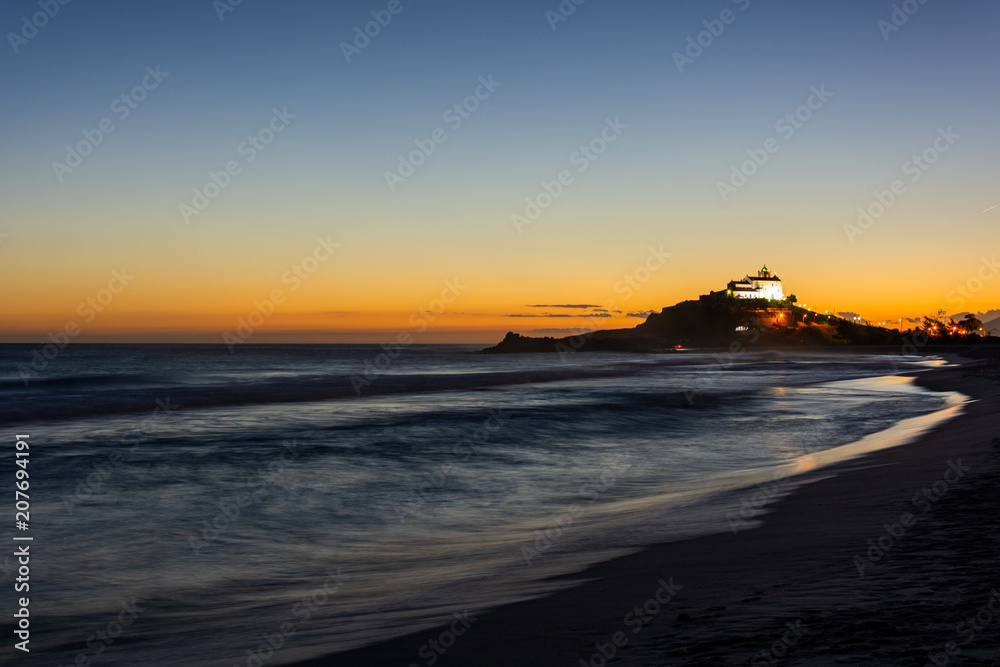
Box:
[2,0,999,341]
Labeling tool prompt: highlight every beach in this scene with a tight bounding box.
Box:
[8,2,999,664]
[4,345,997,666]
[298,351,1000,666]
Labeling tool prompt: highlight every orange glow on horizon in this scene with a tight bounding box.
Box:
[4,241,996,344]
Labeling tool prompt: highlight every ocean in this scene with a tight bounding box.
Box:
[0,344,967,666]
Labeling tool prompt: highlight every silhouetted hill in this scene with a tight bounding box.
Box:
[483,298,919,353]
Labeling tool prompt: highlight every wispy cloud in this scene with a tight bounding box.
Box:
[530,328,596,334]
[508,312,611,318]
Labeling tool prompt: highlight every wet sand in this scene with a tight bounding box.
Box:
[294,352,1000,667]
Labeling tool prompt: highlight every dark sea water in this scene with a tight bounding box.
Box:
[0,344,967,666]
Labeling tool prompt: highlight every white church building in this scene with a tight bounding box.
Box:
[725,265,784,300]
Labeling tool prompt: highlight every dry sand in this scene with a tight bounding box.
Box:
[295,352,1000,667]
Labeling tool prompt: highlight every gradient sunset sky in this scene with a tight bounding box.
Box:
[2,0,998,343]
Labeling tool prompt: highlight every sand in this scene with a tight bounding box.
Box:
[293,352,1000,667]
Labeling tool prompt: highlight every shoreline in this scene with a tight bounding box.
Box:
[293,352,1000,666]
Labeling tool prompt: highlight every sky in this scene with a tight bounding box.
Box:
[2,0,998,343]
